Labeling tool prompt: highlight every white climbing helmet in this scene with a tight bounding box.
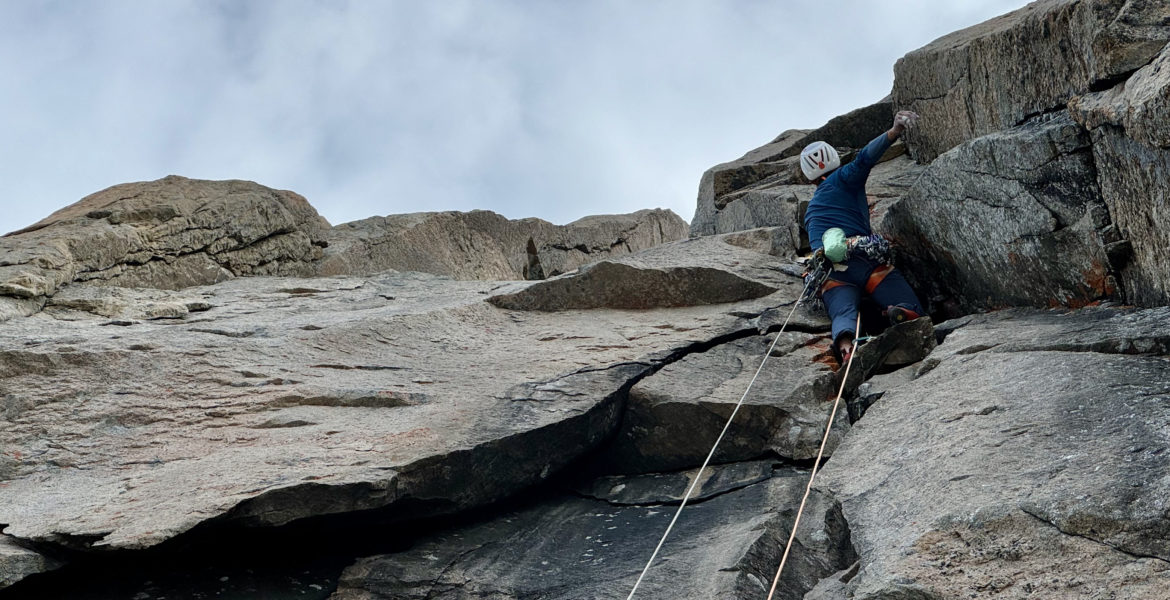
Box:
[799,141,840,181]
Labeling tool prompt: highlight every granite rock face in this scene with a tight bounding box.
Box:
[813,307,1170,599]
[0,265,778,543]
[881,112,1119,313]
[894,0,1170,162]
[0,176,330,309]
[1071,42,1170,306]
[6,2,1170,598]
[319,209,688,281]
[0,178,687,326]
[0,228,824,591]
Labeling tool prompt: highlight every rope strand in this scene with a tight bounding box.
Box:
[765,312,862,600]
[624,290,811,600]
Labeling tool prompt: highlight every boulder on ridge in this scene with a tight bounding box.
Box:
[318,209,688,281]
[0,176,330,311]
[486,232,802,312]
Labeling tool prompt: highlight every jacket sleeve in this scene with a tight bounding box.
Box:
[836,133,894,189]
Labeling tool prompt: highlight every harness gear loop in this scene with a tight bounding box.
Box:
[624,276,817,600]
[765,311,863,600]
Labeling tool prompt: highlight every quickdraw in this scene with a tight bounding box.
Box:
[800,249,833,304]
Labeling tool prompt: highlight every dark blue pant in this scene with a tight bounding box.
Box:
[821,255,923,343]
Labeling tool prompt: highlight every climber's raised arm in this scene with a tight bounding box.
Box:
[887,110,919,141]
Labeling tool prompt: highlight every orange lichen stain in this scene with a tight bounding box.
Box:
[1081,260,1116,297]
[809,341,840,371]
[1056,261,1117,309]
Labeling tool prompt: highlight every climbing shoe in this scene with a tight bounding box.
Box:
[833,331,856,365]
[886,305,920,325]
[840,342,855,364]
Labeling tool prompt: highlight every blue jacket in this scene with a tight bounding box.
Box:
[803,132,893,251]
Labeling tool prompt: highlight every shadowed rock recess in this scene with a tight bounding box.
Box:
[3,3,1170,600]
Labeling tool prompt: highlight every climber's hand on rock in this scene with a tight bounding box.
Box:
[892,110,919,136]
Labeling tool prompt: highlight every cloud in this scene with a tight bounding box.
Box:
[0,0,1030,234]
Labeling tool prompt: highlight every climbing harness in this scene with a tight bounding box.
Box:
[623,275,820,600]
[765,311,862,600]
[803,234,896,308]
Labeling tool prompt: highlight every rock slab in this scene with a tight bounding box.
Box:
[813,307,1170,599]
[882,112,1118,313]
[331,465,855,600]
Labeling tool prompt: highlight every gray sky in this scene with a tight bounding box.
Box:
[0,0,1029,235]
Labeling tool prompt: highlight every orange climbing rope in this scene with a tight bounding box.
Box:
[765,311,862,600]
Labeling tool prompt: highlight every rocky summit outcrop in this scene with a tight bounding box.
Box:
[318,209,688,281]
[0,176,687,324]
[0,176,331,320]
[4,2,1170,599]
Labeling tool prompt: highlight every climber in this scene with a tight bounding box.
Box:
[801,110,925,363]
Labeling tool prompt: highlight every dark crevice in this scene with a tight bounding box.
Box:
[568,468,782,509]
[1088,68,1141,93]
[947,337,1170,357]
[1011,104,1073,129]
